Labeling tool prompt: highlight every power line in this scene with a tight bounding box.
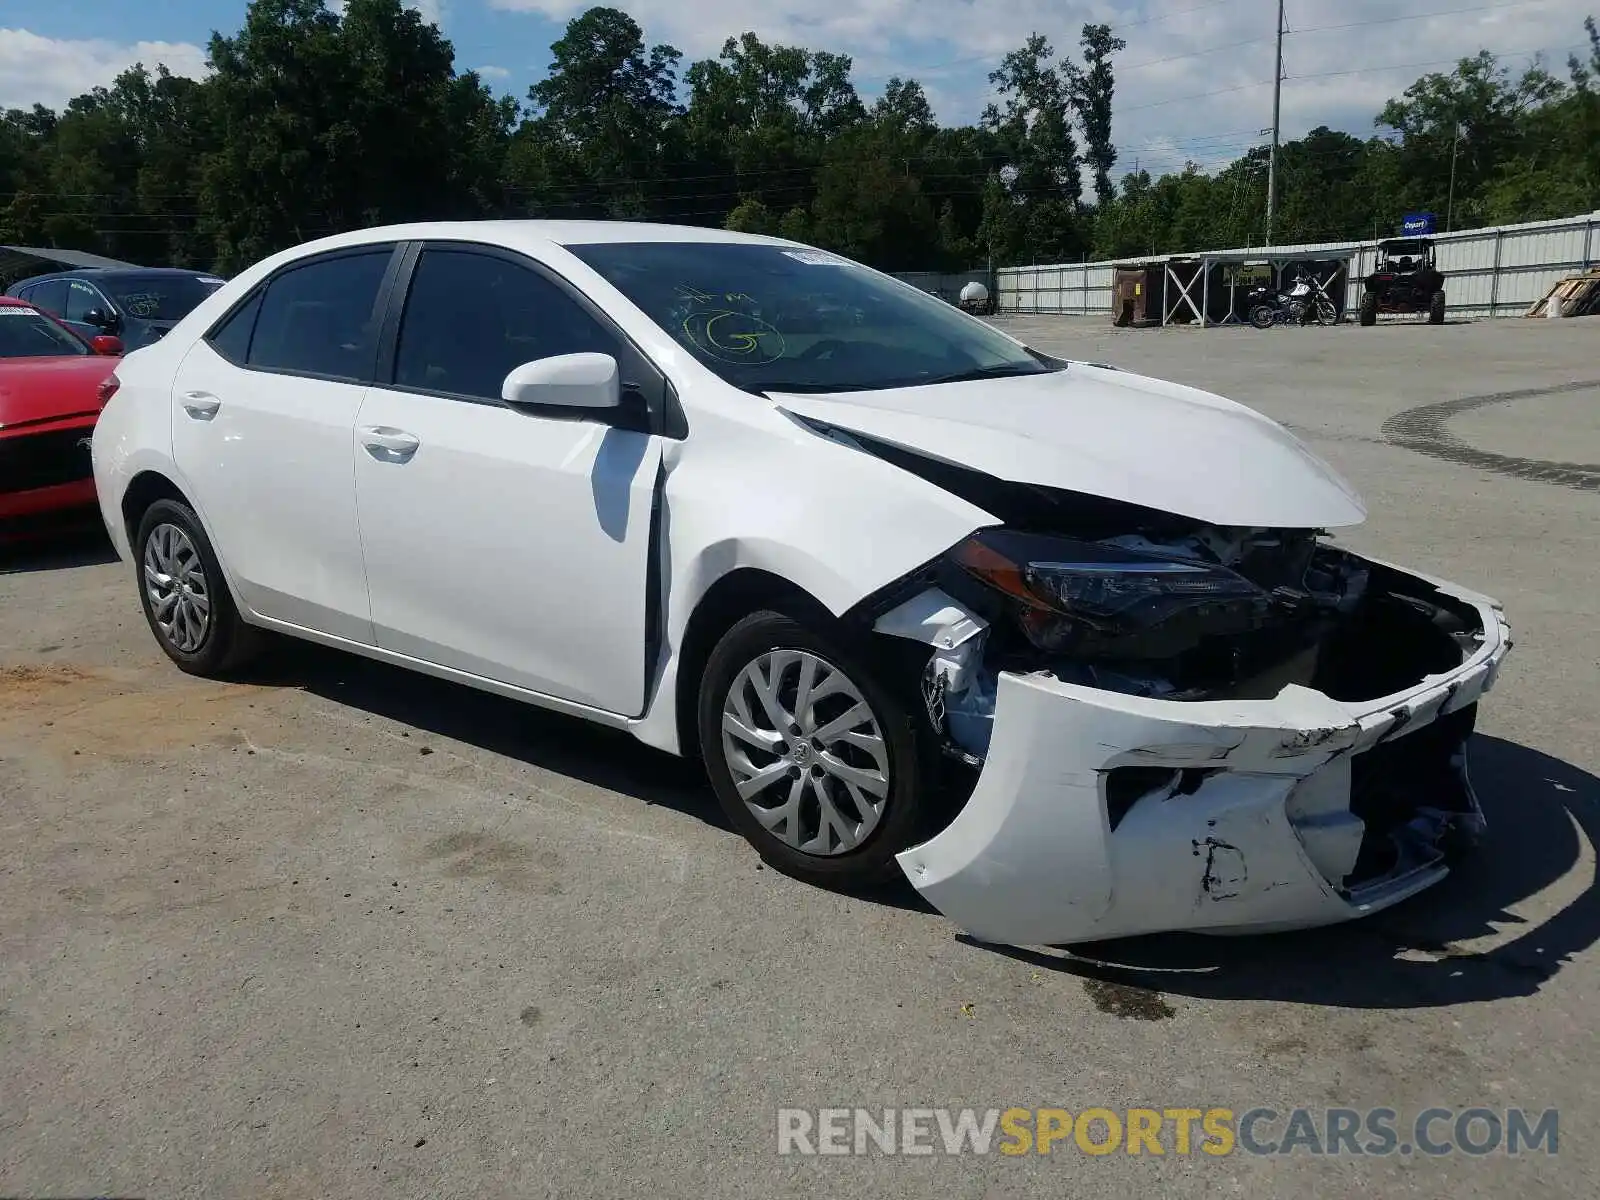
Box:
[1120,34,1277,74]
[1294,1,1532,36]
[1116,38,1578,114]
[1287,42,1584,84]
[851,0,1244,80]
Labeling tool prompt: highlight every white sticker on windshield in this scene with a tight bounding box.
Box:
[0,306,40,316]
[198,276,226,286]
[782,249,851,267]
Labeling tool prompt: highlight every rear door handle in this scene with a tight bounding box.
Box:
[182,391,221,420]
[360,426,421,462]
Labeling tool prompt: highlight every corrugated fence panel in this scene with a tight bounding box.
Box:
[1449,270,1495,312]
[990,210,1599,319]
[1500,267,1576,311]
[1500,224,1589,268]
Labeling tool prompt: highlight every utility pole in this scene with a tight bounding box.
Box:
[1445,121,1461,231]
[1266,0,1284,247]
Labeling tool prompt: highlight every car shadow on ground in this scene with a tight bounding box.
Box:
[0,525,118,574]
[238,641,1598,996]
[245,636,945,912]
[248,637,728,830]
[973,735,1600,1009]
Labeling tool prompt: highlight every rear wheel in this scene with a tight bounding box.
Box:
[1428,291,1447,324]
[1248,304,1276,330]
[134,498,261,677]
[1358,293,1378,326]
[697,611,932,887]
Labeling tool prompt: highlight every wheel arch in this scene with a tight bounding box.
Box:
[117,467,253,623]
[120,469,193,545]
[670,567,836,763]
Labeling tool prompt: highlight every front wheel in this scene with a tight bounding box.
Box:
[697,611,932,887]
[1359,293,1378,326]
[1248,304,1277,330]
[1315,297,1339,326]
[1429,292,1447,324]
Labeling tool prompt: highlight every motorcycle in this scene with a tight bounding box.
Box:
[1246,272,1338,328]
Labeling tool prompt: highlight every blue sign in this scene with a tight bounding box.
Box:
[1401,212,1436,235]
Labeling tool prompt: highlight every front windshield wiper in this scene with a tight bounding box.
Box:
[917,363,1055,387]
[754,363,1056,398]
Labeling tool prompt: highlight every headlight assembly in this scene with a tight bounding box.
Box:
[951,528,1271,653]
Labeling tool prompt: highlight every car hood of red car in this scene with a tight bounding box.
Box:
[0,355,115,429]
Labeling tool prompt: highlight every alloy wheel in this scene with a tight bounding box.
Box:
[720,649,890,856]
[143,522,212,653]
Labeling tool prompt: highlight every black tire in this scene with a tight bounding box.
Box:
[1429,291,1447,324]
[1248,304,1276,330]
[697,609,934,888]
[1315,297,1339,326]
[133,498,262,677]
[1358,293,1378,326]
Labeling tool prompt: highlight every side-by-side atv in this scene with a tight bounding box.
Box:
[1359,238,1446,325]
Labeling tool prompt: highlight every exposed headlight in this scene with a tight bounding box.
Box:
[951,528,1269,652]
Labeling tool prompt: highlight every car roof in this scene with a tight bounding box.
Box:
[270,219,800,260]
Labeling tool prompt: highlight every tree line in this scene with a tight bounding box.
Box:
[2,0,1597,278]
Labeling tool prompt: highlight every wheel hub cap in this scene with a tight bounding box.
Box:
[721,649,890,857]
[143,522,212,654]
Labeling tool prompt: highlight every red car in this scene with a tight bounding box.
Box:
[0,296,123,537]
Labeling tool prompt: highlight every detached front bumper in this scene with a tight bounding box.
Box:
[895,569,1512,947]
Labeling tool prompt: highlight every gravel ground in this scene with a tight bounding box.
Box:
[2,314,1597,1199]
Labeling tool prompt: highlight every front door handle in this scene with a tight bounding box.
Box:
[360,426,421,462]
[182,391,221,420]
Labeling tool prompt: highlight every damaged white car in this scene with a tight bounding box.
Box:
[91,222,1512,946]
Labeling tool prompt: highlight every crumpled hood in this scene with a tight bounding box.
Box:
[771,363,1366,529]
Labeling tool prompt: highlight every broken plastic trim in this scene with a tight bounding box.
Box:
[871,587,993,764]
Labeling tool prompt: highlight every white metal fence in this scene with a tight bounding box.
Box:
[996,210,1600,320]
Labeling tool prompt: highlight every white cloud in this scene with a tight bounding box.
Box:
[477,64,511,79]
[491,0,1595,169]
[1,1,452,113]
[0,28,208,111]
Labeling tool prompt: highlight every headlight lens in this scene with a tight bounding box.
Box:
[952,529,1269,651]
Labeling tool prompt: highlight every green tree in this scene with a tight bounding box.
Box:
[200,0,511,270]
[524,5,682,217]
[982,34,1085,261]
[1069,23,1126,209]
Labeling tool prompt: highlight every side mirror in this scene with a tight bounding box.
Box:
[83,307,117,331]
[90,334,124,356]
[501,353,620,411]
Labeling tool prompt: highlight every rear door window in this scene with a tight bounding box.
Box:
[23,279,68,315]
[247,250,392,381]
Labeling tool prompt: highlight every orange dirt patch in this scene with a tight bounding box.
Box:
[0,660,280,759]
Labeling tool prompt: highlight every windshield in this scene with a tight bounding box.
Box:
[0,305,88,357]
[101,273,225,322]
[566,242,1052,394]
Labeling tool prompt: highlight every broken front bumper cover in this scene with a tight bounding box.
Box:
[895,567,1512,947]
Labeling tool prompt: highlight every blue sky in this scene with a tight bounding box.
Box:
[2,1,1595,174]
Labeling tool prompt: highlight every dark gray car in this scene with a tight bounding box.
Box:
[5,268,226,350]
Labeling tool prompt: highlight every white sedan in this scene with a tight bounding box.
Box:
[91,222,1512,946]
